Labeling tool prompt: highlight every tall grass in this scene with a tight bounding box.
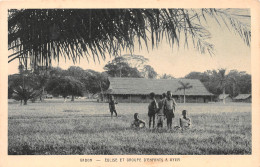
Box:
[8,102,251,155]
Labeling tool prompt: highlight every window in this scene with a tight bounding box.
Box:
[123,95,128,99]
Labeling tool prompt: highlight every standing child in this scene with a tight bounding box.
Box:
[157,93,166,128]
[131,113,146,128]
[164,91,177,130]
[148,92,158,128]
[180,110,191,130]
[109,95,118,118]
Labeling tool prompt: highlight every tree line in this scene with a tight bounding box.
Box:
[8,54,251,105]
[184,69,251,98]
[8,54,163,104]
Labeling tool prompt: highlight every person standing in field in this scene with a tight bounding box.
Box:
[148,92,158,129]
[157,93,166,128]
[109,95,118,118]
[164,91,177,130]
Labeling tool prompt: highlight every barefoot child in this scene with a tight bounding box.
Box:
[148,92,158,128]
[109,95,118,118]
[131,113,146,128]
[164,91,177,130]
[180,110,191,130]
[157,93,166,128]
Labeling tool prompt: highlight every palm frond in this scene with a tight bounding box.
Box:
[8,9,251,68]
[177,81,193,91]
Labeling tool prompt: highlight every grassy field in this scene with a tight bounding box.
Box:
[8,100,251,155]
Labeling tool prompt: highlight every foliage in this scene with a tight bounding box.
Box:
[160,73,175,79]
[84,70,109,94]
[8,9,251,68]
[121,54,148,70]
[142,65,158,79]
[104,57,142,78]
[8,86,14,99]
[185,69,251,97]
[46,76,85,100]
[12,86,41,105]
[8,68,42,103]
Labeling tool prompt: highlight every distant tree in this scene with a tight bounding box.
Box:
[104,57,142,78]
[185,70,217,94]
[184,69,251,97]
[66,66,86,79]
[31,68,50,101]
[8,74,22,99]
[8,86,14,99]
[176,81,193,103]
[216,69,227,104]
[12,86,41,105]
[84,70,109,97]
[185,71,210,83]
[160,73,175,79]
[228,77,237,97]
[46,76,84,101]
[236,72,251,94]
[9,64,39,104]
[49,67,66,77]
[122,54,148,70]
[142,65,158,79]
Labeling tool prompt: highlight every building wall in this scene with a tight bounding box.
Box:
[112,94,158,103]
[106,94,212,103]
[219,97,233,103]
[234,97,251,103]
[174,95,211,103]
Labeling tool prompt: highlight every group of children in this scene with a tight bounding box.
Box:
[108,91,191,131]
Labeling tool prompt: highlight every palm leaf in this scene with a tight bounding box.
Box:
[8,9,251,69]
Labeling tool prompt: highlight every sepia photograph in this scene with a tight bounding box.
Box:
[6,8,253,156]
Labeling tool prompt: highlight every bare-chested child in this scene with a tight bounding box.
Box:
[164,91,177,130]
[157,93,166,128]
[131,113,146,128]
[148,92,158,128]
[109,95,118,118]
[179,110,191,130]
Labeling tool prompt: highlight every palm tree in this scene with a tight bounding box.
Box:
[229,77,237,97]
[217,69,227,104]
[12,86,41,105]
[8,9,250,69]
[176,81,193,103]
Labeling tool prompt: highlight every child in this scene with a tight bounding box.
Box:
[131,113,146,128]
[148,92,158,128]
[157,93,166,128]
[109,95,118,118]
[164,91,177,130]
[179,110,191,130]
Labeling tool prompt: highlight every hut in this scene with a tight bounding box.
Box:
[233,94,251,103]
[218,94,233,103]
[104,77,213,103]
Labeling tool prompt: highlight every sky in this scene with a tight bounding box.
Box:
[8,9,251,78]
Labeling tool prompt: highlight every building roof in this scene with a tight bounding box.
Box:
[234,94,251,100]
[218,94,230,99]
[105,77,213,96]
